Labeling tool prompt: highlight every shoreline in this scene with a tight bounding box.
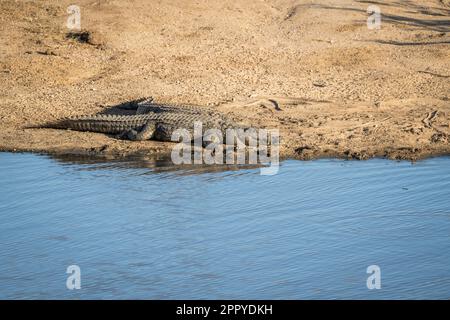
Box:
[2,139,449,162]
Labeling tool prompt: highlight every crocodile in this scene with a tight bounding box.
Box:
[39,103,248,143]
[123,97,222,115]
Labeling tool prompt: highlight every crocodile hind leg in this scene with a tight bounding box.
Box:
[119,121,156,141]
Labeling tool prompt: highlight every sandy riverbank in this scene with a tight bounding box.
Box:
[0,0,449,160]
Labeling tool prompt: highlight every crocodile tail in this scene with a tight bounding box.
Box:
[24,117,94,131]
[24,120,68,130]
[39,117,109,132]
[28,115,148,134]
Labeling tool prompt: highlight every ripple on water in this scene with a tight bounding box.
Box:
[0,152,449,299]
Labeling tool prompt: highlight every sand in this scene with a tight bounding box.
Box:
[0,0,449,160]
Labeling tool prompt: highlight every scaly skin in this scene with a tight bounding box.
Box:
[135,99,216,115]
[43,111,245,142]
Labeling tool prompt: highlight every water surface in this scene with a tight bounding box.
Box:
[0,152,449,299]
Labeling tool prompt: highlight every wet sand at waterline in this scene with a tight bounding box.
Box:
[0,0,449,160]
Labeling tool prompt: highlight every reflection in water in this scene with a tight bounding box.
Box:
[0,152,449,299]
[49,153,263,176]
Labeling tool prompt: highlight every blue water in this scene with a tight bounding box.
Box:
[0,152,449,299]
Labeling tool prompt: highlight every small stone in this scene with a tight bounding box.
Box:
[313,80,327,87]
